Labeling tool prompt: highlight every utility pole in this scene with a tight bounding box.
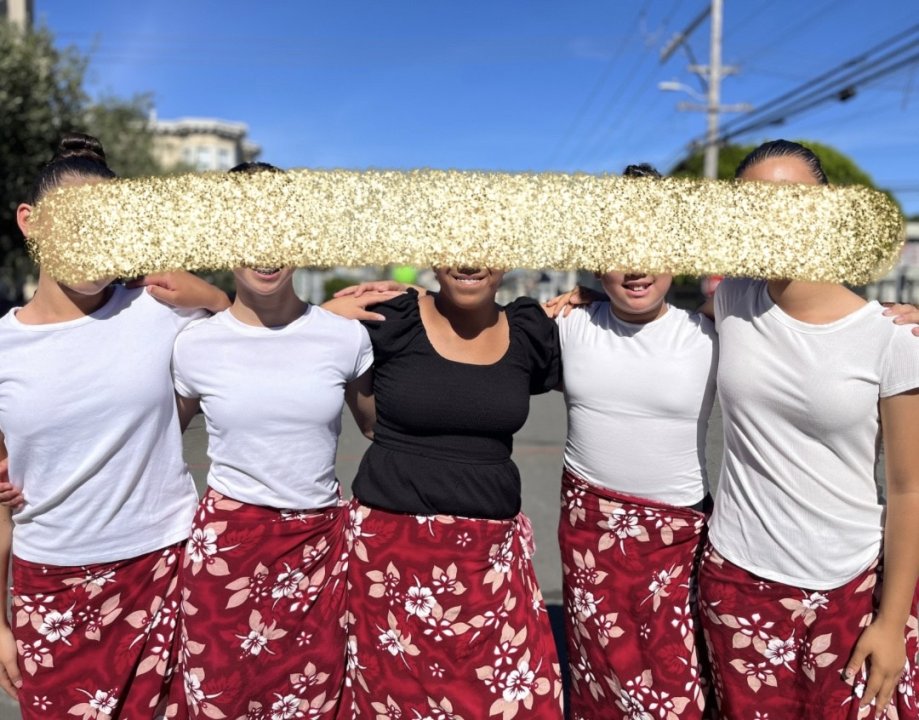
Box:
[703,0,723,179]
[659,0,751,179]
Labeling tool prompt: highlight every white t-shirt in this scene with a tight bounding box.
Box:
[171,306,373,509]
[0,286,202,565]
[558,302,718,507]
[711,278,919,589]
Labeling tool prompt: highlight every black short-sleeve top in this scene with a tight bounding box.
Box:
[354,289,561,519]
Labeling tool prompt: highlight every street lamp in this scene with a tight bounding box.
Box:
[658,81,706,103]
[659,79,753,178]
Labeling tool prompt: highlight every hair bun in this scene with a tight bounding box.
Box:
[55,132,107,164]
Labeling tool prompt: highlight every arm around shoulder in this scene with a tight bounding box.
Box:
[129,271,231,313]
[321,290,405,322]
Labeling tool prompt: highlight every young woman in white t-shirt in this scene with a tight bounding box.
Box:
[699,140,919,719]
[545,163,718,720]
[0,133,231,718]
[171,161,391,720]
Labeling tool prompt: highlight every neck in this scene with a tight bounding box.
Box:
[22,271,111,323]
[610,301,668,325]
[766,279,838,309]
[432,293,500,338]
[766,279,863,323]
[230,284,306,327]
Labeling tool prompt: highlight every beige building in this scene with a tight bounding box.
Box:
[1,0,33,29]
[152,117,261,172]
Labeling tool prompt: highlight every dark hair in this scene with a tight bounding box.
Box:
[28,132,116,204]
[228,161,282,174]
[734,140,828,185]
[622,163,662,179]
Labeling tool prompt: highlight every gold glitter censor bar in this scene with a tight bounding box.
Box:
[28,169,904,285]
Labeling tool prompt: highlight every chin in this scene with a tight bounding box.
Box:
[65,279,113,296]
[443,285,497,306]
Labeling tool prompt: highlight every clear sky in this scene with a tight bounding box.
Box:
[36,0,919,214]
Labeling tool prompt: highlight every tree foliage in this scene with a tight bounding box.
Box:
[84,93,164,178]
[669,140,877,187]
[0,21,166,302]
[0,22,85,301]
[670,140,902,219]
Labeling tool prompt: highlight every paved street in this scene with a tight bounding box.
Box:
[0,394,724,718]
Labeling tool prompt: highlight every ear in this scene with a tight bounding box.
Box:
[16,204,32,237]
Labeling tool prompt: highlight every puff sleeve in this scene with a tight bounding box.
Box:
[361,289,425,366]
[505,297,562,394]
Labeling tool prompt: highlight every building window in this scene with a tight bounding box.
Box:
[217,147,232,170]
[195,146,212,170]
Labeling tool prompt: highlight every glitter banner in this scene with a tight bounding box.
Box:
[28,169,904,285]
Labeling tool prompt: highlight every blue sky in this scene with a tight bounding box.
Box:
[38,0,919,214]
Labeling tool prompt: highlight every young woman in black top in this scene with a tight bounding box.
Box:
[341,266,565,719]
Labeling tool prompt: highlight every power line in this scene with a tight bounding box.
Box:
[743,65,915,94]
[723,0,772,38]
[572,57,670,170]
[544,3,652,166]
[718,22,919,138]
[716,45,919,142]
[730,0,846,68]
[561,45,661,169]
[658,0,752,178]
[543,42,636,166]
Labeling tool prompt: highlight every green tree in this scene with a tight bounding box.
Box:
[0,21,86,302]
[0,21,169,303]
[669,144,750,182]
[84,93,164,178]
[670,140,878,187]
[670,140,903,221]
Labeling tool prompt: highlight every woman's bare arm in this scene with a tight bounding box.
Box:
[345,370,376,440]
[846,388,919,714]
[175,393,201,433]
[0,434,21,698]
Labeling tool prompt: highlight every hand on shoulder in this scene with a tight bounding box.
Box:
[322,291,404,322]
[334,281,426,299]
[881,302,919,336]
[542,285,605,319]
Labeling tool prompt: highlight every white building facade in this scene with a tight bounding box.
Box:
[152,117,261,172]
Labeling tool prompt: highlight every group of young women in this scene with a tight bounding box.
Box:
[0,133,916,720]
[546,144,919,720]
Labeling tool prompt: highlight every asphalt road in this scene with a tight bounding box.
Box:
[0,394,724,718]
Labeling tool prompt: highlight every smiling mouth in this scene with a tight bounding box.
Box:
[452,266,487,284]
[252,266,281,276]
[622,275,654,294]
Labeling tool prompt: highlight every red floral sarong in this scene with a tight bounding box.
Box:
[344,501,564,720]
[699,542,919,719]
[11,543,186,720]
[179,488,349,720]
[558,470,709,720]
